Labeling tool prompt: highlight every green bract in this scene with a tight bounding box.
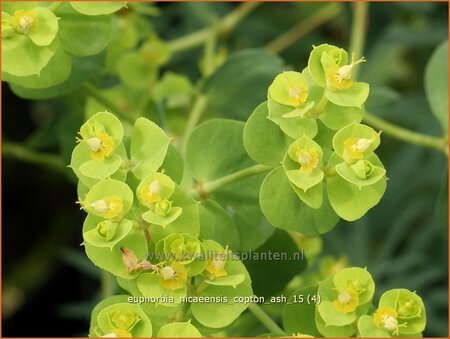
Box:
[130,118,171,179]
[71,112,127,187]
[267,94,318,139]
[244,102,294,167]
[191,240,253,328]
[157,321,202,337]
[316,268,374,332]
[70,2,128,16]
[155,233,205,273]
[90,296,152,337]
[1,6,59,77]
[81,179,133,220]
[308,44,348,87]
[137,172,183,227]
[83,216,147,279]
[358,288,426,337]
[332,122,381,163]
[2,1,125,94]
[283,137,324,192]
[308,43,369,108]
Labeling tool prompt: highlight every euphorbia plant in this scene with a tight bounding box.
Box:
[2,2,437,337]
[69,43,425,338]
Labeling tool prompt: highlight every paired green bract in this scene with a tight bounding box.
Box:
[244,43,387,234]
[71,111,253,337]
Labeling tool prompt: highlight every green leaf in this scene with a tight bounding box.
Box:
[203,49,285,120]
[290,182,323,209]
[317,301,356,326]
[139,37,171,66]
[153,72,193,108]
[104,15,139,72]
[130,117,171,180]
[243,102,294,166]
[79,154,122,180]
[135,271,186,316]
[57,3,112,57]
[157,321,202,338]
[283,285,322,337]
[28,7,59,46]
[285,169,324,192]
[70,2,128,15]
[199,200,240,251]
[260,167,339,236]
[327,153,387,221]
[191,241,252,328]
[2,2,37,14]
[116,52,157,89]
[205,274,245,288]
[84,227,147,279]
[244,229,306,298]
[2,35,57,76]
[187,119,255,181]
[187,119,273,250]
[2,30,22,51]
[211,172,275,251]
[319,102,363,130]
[425,40,448,133]
[9,52,105,99]
[159,145,184,185]
[315,308,355,337]
[326,82,369,108]
[2,47,71,89]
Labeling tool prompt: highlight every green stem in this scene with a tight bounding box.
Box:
[202,30,218,77]
[315,92,329,115]
[265,3,342,54]
[247,303,285,335]
[180,94,209,157]
[349,2,369,78]
[48,2,64,12]
[363,112,448,155]
[101,270,116,299]
[191,164,271,199]
[2,142,67,174]
[167,2,260,53]
[82,82,136,123]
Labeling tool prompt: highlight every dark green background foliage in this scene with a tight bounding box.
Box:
[2,2,448,336]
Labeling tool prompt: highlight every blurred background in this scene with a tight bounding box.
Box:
[2,2,448,336]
